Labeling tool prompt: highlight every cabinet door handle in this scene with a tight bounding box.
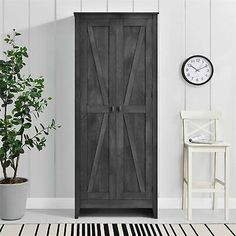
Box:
[117,106,122,112]
[110,106,115,112]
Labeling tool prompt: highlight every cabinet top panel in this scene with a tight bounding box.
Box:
[74,12,159,20]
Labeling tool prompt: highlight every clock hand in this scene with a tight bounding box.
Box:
[198,65,208,70]
[189,65,200,72]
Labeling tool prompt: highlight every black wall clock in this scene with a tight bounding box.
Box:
[181,55,214,85]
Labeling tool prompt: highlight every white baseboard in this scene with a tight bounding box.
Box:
[26,198,236,209]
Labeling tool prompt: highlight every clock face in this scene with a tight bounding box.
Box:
[182,55,214,85]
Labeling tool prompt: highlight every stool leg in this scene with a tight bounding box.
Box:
[187,148,192,220]
[213,153,216,210]
[224,147,229,221]
[182,148,186,210]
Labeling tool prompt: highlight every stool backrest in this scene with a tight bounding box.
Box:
[180,111,221,143]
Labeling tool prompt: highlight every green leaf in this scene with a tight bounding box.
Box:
[23,123,31,129]
[3,160,11,168]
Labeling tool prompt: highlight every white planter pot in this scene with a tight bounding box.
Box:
[0,178,29,220]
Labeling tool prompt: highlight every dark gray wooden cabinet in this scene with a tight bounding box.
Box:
[75,13,157,218]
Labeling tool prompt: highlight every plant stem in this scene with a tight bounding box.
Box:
[12,124,23,180]
[1,160,7,179]
[3,101,8,179]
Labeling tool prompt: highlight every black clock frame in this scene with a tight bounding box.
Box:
[181,55,214,86]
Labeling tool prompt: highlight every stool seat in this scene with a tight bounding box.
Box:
[181,111,230,221]
[184,142,230,147]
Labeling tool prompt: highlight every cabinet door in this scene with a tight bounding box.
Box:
[116,17,154,199]
[77,18,116,200]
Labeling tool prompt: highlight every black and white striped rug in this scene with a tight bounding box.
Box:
[0,223,236,235]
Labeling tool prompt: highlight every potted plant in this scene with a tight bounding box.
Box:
[0,30,60,220]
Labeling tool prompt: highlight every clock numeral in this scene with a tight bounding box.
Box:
[187,73,190,77]
[207,69,209,72]
[187,63,191,67]
[191,59,195,63]
[196,59,200,62]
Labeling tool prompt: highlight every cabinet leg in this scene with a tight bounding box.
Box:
[153,206,158,219]
[75,207,80,219]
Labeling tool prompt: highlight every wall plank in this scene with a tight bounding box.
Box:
[30,0,55,197]
[185,0,211,186]
[82,0,107,12]
[109,0,133,11]
[134,0,159,12]
[185,0,211,110]
[3,0,30,180]
[0,0,3,59]
[211,0,236,196]
[159,0,185,197]
[55,1,80,197]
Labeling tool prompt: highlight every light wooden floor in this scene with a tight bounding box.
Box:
[0,209,235,224]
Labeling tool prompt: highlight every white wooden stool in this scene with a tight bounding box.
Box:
[180,111,230,220]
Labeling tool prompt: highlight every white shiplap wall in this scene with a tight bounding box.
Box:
[0,0,236,205]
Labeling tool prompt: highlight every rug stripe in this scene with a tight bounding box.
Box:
[108,224,114,236]
[46,224,51,236]
[1,224,22,236]
[153,224,162,236]
[158,224,169,236]
[97,223,101,236]
[163,224,171,236]
[139,224,144,235]
[36,224,49,236]
[224,224,235,236]
[115,224,123,236]
[0,224,4,233]
[204,224,215,236]
[207,224,232,236]
[192,224,212,236]
[48,224,58,236]
[171,225,185,236]
[18,224,24,236]
[226,224,236,235]
[144,224,152,236]
[1,223,236,236]
[190,224,199,236]
[20,224,38,236]
[165,224,177,236]
[146,224,154,236]
[101,224,106,236]
[179,224,187,236]
[35,224,40,236]
[129,224,136,236]
[169,224,177,236]
[112,224,119,236]
[121,224,128,236]
[126,224,133,236]
[134,224,141,236]
[56,224,60,236]
[58,224,65,236]
[181,224,198,236]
